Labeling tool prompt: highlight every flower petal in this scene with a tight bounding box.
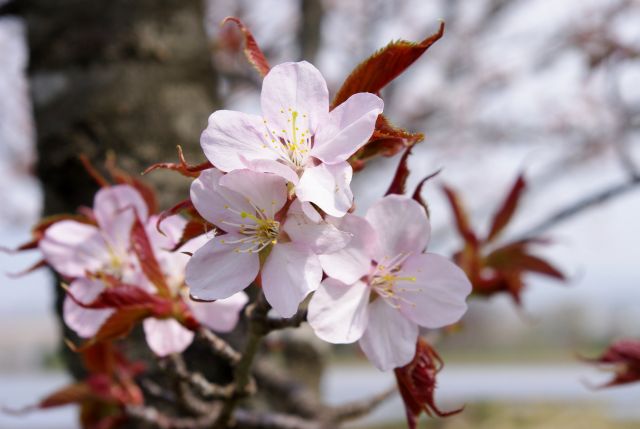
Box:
[143,318,195,356]
[185,236,259,300]
[63,279,114,338]
[190,168,251,233]
[201,110,278,172]
[283,200,352,254]
[240,157,300,185]
[219,169,288,215]
[262,242,322,317]
[308,278,370,344]
[396,253,471,328]
[261,61,329,136]
[296,162,353,217]
[312,93,383,163]
[318,214,376,285]
[39,221,109,278]
[366,195,430,261]
[93,185,147,257]
[188,292,249,333]
[359,299,419,371]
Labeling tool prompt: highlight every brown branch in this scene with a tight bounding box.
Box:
[199,327,241,364]
[126,404,221,429]
[165,354,243,400]
[326,386,396,423]
[515,177,640,240]
[216,292,272,427]
[264,308,308,331]
[234,409,320,429]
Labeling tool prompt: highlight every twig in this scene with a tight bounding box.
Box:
[253,360,320,418]
[216,292,272,427]
[165,354,241,400]
[264,308,308,331]
[233,409,320,429]
[199,328,241,364]
[515,177,640,241]
[327,386,397,423]
[126,404,220,429]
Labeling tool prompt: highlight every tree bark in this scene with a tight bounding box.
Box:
[19,0,218,377]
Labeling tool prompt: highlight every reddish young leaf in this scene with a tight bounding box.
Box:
[584,339,640,387]
[385,147,413,196]
[66,283,173,316]
[131,216,171,298]
[332,22,445,108]
[39,383,94,409]
[349,115,424,170]
[76,306,152,349]
[79,154,110,187]
[441,185,479,247]
[222,17,271,77]
[485,246,565,280]
[105,154,158,214]
[395,338,462,428]
[412,169,441,218]
[486,174,526,242]
[143,145,213,178]
[156,198,194,235]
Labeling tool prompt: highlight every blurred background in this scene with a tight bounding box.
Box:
[1,0,640,428]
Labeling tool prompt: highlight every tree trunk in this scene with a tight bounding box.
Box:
[20,0,218,377]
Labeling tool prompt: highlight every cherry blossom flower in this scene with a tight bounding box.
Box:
[308,195,471,371]
[39,185,148,338]
[199,61,383,217]
[39,185,247,356]
[185,168,350,318]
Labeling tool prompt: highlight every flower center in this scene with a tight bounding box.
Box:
[370,253,421,309]
[262,108,312,169]
[220,202,281,254]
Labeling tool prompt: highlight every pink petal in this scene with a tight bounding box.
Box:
[188,292,248,333]
[300,201,322,223]
[190,168,252,232]
[185,235,259,300]
[262,242,322,317]
[358,299,419,371]
[39,220,109,278]
[93,185,147,256]
[201,110,279,172]
[261,61,329,137]
[219,169,288,215]
[312,93,383,163]
[63,279,113,338]
[240,157,300,185]
[143,318,195,356]
[396,253,471,328]
[308,278,370,344]
[296,162,353,217]
[366,195,430,261]
[283,200,352,254]
[318,214,376,285]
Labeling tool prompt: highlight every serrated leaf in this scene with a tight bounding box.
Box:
[332,22,445,108]
[442,185,479,246]
[131,217,171,298]
[222,17,271,77]
[385,147,413,196]
[486,174,526,242]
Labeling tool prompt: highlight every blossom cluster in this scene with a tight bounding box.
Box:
[184,60,472,370]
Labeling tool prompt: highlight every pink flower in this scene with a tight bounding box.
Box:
[185,168,351,317]
[142,215,248,357]
[200,61,383,217]
[40,185,149,338]
[308,195,472,371]
[39,185,248,357]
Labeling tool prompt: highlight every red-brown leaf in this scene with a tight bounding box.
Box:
[584,339,640,387]
[131,216,171,298]
[39,383,93,409]
[80,306,152,348]
[222,17,271,77]
[143,145,213,178]
[486,174,526,242]
[411,169,441,217]
[332,22,444,108]
[385,147,413,196]
[442,185,479,246]
[67,283,173,316]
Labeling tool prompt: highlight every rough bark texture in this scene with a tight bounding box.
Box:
[19,0,218,379]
